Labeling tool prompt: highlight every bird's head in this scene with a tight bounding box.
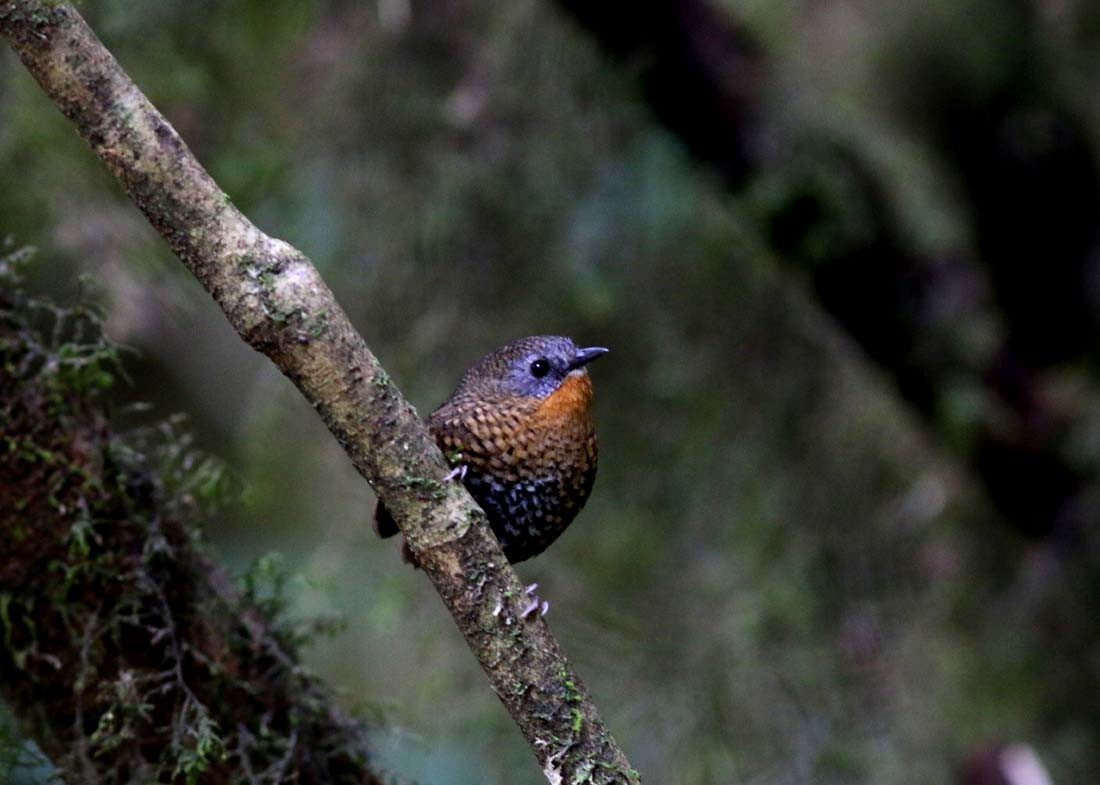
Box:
[456,335,609,400]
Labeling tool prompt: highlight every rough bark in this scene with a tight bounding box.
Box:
[0,2,639,783]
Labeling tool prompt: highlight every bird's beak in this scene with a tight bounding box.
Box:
[567,346,610,372]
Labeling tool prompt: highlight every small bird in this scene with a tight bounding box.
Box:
[375,335,608,565]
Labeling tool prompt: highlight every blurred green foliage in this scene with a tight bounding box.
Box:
[2,1,1097,783]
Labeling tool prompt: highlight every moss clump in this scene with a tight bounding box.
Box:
[0,248,383,785]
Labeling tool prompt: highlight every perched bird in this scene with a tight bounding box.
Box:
[375,335,608,565]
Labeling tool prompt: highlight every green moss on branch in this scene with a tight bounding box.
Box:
[0,1,642,779]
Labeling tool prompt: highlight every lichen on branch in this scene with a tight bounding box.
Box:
[0,1,640,782]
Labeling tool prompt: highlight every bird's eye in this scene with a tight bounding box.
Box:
[529,358,551,378]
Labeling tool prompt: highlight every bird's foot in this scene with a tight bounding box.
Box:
[443,463,468,482]
[520,582,549,618]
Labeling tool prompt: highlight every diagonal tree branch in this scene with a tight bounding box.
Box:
[0,2,639,783]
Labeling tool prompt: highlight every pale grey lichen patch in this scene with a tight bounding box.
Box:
[0,3,643,782]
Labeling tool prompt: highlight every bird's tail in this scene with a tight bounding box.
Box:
[374,501,420,567]
[374,501,399,538]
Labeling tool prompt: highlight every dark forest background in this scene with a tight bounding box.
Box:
[3,1,1099,783]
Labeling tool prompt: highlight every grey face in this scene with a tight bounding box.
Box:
[458,335,609,400]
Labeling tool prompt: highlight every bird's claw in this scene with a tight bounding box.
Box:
[521,583,549,618]
[443,464,468,482]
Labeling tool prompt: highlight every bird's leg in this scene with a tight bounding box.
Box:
[521,582,549,618]
[443,463,468,482]
[442,452,467,482]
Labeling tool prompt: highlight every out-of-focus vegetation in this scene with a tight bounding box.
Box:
[0,249,377,784]
[1,1,1097,783]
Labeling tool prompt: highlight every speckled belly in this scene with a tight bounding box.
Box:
[463,464,597,563]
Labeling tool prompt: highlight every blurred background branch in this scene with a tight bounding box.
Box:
[555,0,1100,543]
[1,0,1098,782]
